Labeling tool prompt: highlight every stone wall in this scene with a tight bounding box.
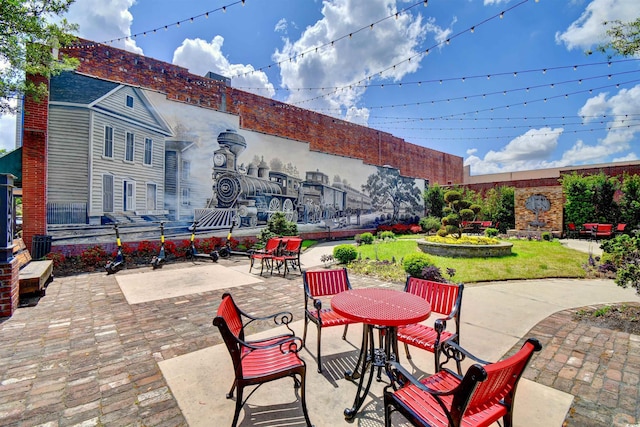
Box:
[515,186,564,233]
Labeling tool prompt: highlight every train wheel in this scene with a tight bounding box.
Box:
[282,199,295,222]
[248,215,258,227]
[268,198,281,218]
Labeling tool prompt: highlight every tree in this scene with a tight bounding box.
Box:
[620,173,640,229]
[362,167,422,222]
[593,18,640,58]
[423,183,445,218]
[560,172,620,226]
[1,0,79,114]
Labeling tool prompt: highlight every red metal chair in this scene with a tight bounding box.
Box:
[249,237,281,275]
[302,268,357,372]
[213,292,312,427]
[397,276,464,374]
[384,338,542,427]
[271,237,303,276]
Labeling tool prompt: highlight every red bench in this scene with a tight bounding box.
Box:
[579,223,613,240]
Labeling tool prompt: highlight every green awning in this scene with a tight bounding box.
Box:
[0,147,22,185]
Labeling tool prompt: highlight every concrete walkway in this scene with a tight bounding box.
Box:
[0,238,637,427]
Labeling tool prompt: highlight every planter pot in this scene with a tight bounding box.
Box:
[417,240,513,258]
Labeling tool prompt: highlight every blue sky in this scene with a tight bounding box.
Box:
[2,0,639,175]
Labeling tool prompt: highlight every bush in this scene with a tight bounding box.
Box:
[419,216,442,233]
[541,231,552,241]
[421,265,447,282]
[81,245,109,269]
[402,252,434,278]
[333,244,358,264]
[359,232,375,245]
[485,227,499,238]
[378,231,395,240]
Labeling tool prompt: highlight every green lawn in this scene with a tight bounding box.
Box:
[352,239,589,283]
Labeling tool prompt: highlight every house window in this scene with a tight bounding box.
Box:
[104,126,113,158]
[126,95,134,108]
[144,138,153,165]
[103,174,114,212]
[181,188,190,206]
[125,132,134,162]
[182,160,191,180]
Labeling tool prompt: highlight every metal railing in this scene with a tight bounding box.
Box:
[47,202,88,224]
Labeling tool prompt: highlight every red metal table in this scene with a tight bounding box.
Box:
[331,288,431,419]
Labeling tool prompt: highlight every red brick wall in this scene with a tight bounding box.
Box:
[21,74,49,252]
[0,259,20,317]
[62,40,463,184]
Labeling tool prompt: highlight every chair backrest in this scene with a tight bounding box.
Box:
[213,293,244,373]
[404,276,463,317]
[303,268,352,297]
[264,238,282,253]
[567,222,576,231]
[453,338,542,420]
[283,238,302,254]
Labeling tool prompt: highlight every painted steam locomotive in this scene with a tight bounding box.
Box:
[193,130,372,229]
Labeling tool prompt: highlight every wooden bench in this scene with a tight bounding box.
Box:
[12,238,54,296]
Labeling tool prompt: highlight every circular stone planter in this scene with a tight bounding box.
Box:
[417,240,513,258]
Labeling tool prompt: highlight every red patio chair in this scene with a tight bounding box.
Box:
[213,293,313,427]
[271,237,303,276]
[249,237,281,275]
[384,338,542,427]
[397,276,464,374]
[302,268,357,372]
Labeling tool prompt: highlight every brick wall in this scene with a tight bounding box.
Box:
[0,259,20,317]
[515,186,564,233]
[22,74,49,252]
[61,40,463,183]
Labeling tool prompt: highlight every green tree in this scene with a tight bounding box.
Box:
[256,212,298,244]
[439,190,475,238]
[620,173,640,229]
[560,172,619,226]
[593,18,640,58]
[1,0,79,114]
[362,167,422,222]
[423,183,444,218]
[483,186,515,233]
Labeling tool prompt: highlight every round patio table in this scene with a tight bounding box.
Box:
[331,288,431,419]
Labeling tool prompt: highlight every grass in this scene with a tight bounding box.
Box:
[351,238,589,284]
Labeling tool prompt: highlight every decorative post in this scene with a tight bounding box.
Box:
[0,174,19,317]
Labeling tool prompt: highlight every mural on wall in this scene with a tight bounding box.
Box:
[44,72,424,234]
[143,89,425,231]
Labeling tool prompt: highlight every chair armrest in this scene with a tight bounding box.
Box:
[241,334,304,354]
[387,361,458,396]
[242,309,295,335]
[440,341,492,366]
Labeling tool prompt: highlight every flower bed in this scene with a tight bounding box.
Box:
[417,239,513,258]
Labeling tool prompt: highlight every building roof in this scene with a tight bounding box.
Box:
[50,72,120,104]
[0,147,22,186]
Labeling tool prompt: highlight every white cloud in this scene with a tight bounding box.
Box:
[465,128,564,174]
[271,0,441,123]
[65,0,143,54]
[555,0,639,51]
[613,152,638,161]
[172,37,275,97]
[275,18,288,33]
[0,114,17,152]
[483,0,511,5]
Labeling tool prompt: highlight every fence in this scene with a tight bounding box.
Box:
[47,202,88,224]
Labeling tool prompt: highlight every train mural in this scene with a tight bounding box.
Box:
[193,129,373,229]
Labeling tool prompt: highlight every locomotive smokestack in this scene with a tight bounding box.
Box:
[217,129,247,157]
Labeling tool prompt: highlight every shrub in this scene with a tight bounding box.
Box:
[541,231,552,241]
[333,244,358,264]
[378,231,395,240]
[81,245,109,269]
[484,227,499,238]
[421,265,447,282]
[402,252,434,278]
[419,216,441,233]
[359,232,375,245]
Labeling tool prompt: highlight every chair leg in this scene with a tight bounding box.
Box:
[302,316,309,347]
[231,384,243,427]
[404,342,412,360]
[297,370,313,427]
[342,324,349,340]
[316,325,323,373]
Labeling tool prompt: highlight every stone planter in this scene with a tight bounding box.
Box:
[417,240,513,258]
